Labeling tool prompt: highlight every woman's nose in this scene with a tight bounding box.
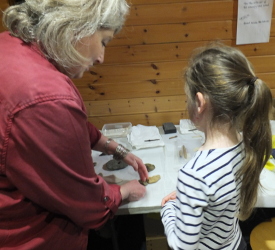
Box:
[95,53,104,64]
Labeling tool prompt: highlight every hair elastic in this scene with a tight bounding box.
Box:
[248,76,258,86]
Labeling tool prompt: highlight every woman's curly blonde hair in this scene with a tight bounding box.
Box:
[3,0,129,71]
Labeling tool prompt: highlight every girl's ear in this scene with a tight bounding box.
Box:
[195,92,206,114]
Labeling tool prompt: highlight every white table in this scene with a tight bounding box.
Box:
[92,127,275,214]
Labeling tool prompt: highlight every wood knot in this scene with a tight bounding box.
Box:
[151,63,158,70]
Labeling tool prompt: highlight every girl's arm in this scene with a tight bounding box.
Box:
[161,168,208,249]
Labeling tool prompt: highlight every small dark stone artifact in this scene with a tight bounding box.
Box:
[145,163,155,172]
[103,159,128,171]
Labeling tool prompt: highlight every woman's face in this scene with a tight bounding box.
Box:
[69,29,114,79]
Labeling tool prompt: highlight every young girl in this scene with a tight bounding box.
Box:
[161,43,272,250]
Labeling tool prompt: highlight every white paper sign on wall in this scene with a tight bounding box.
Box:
[236,0,273,45]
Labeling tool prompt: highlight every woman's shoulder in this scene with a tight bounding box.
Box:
[0,34,80,99]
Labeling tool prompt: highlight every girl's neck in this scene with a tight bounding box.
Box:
[200,124,241,151]
[190,95,241,151]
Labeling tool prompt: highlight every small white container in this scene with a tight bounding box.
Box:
[102,122,132,138]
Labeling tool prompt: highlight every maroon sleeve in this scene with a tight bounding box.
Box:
[86,121,102,148]
[6,98,122,230]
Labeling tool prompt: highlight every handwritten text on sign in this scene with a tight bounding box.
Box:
[236,0,273,45]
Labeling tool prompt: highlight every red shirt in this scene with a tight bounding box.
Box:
[0,32,122,249]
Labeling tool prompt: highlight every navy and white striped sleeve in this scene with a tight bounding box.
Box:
[161,168,209,250]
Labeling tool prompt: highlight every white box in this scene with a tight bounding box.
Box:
[102,122,132,138]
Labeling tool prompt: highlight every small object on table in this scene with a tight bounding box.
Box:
[103,159,128,171]
[144,139,160,142]
[102,122,132,138]
[148,175,161,184]
[145,163,155,172]
[128,124,165,149]
[169,135,177,139]
[179,145,187,159]
[180,119,200,134]
[162,122,177,134]
[139,175,161,186]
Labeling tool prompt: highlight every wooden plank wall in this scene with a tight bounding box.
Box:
[1,1,275,129]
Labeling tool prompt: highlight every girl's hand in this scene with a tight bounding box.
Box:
[161,191,176,206]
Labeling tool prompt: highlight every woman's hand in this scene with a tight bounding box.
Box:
[123,152,149,182]
[120,180,146,201]
[92,136,148,181]
[161,191,176,206]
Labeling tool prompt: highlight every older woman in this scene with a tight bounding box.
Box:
[0,0,148,249]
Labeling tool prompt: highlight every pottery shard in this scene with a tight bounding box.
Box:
[148,175,161,184]
[103,159,128,171]
[139,175,161,186]
[145,163,155,172]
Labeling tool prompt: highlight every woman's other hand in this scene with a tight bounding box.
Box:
[120,180,146,202]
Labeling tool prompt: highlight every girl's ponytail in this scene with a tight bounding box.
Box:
[238,78,272,220]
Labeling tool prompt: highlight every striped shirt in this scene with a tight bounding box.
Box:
[161,142,245,250]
